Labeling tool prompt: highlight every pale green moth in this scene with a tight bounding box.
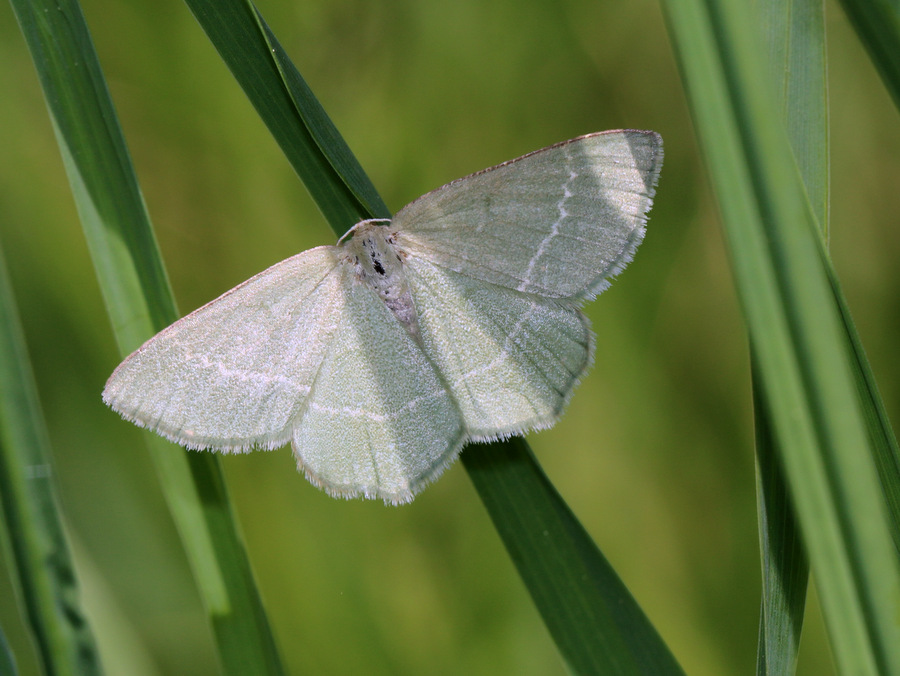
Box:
[103,130,663,504]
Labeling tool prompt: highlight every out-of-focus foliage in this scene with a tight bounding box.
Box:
[0,0,896,674]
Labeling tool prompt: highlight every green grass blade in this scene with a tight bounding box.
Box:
[10,0,174,349]
[186,3,684,671]
[757,0,830,232]
[0,625,16,676]
[661,0,900,673]
[830,276,900,554]
[0,241,103,676]
[837,0,900,110]
[247,3,391,223]
[8,0,284,673]
[753,1,826,672]
[463,439,685,676]
[182,0,388,234]
[760,0,900,621]
[754,369,808,676]
[760,0,900,625]
[800,0,900,542]
[832,0,900,567]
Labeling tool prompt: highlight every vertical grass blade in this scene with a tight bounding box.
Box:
[0,241,103,676]
[0,625,16,676]
[661,0,900,673]
[753,1,826,672]
[754,371,808,676]
[833,278,900,554]
[828,0,900,559]
[766,3,900,539]
[8,0,284,673]
[832,0,900,562]
[756,0,830,230]
[757,1,900,659]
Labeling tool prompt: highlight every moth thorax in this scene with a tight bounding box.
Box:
[348,224,420,338]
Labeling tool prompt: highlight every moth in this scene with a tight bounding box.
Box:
[104,130,663,504]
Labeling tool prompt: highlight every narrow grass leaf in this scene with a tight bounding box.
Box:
[248,3,391,222]
[184,2,685,670]
[0,625,16,676]
[0,240,103,676]
[463,439,685,676]
[183,0,387,234]
[831,0,900,562]
[764,0,900,586]
[754,364,808,676]
[837,0,900,110]
[8,0,285,673]
[753,1,826,672]
[662,0,900,673]
[829,275,900,554]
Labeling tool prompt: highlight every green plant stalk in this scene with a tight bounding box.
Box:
[662,0,900,672]
[183,0,387,229]
[463,439,685,676]
[185,0,687,670]
[837,0,900,110]
[8,0,285,673]
[0,241,103,676]
[754,367,808,676]
[752,0,825,672]
[0,626,17,676]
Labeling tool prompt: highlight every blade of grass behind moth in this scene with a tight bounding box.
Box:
[753,0,826,672]
[9,0,285,673]
[766,0,900,592]
[248,4,391,223]
[753,358,808,676]
[177,3,675,669]
[757,0,830,233]
[0,624,16,676]
[662,0,900,673]
[829,274,900,554]
[184,2,684,669]
[182,0,388,234]
[769,0,900,566]
[837,0,900,110]
[0,239,103,676]
[463,439,685,676]
[832,0,900,558]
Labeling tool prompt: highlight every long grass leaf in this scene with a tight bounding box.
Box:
[754,368,808,676]
[0,240,103,676]
[184,1,685,670]
[0,625,16,676]
[753,1,826,672]
[661,0,900,672]
[463,439,685,676]
[182,0,387,233]
[837,0,900,110]
[831,0,900,566]
[8,0,285,673]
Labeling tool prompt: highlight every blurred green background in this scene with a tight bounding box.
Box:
[1,0,898,674]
